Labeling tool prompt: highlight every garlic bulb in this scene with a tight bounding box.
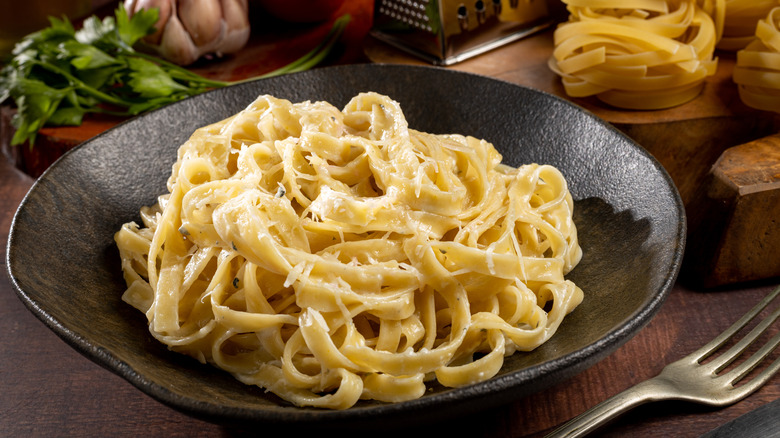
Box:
[125,0,250,65]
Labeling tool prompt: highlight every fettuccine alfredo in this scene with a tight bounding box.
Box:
[114,92,584,409]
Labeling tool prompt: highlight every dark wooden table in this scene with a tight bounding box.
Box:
[2,150,778,437]
[2,1,779,435]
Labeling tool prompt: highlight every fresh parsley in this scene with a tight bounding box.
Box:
[0,6,350,147]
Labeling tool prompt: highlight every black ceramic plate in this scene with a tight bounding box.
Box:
[6,64,685,429]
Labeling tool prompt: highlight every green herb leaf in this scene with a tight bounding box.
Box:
[48,105,86,126]
[116,4,159,47]
[12,16,75,56]
[7,74,69,145]
[75,14,120,49]
[76,65,120,90]
[124,56,189,98]
[60,40,118,70]
[1,7,350,147]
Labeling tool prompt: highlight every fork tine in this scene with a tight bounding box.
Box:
[726,329,780,388]
[732,348,780,398]
[706,303,780,374]
[692,285,780,366]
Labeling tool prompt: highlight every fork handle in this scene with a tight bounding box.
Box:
[545,377,669,438]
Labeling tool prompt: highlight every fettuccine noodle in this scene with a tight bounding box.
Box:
[718,0,779,50]
[549,0,722,109]
[733,6,780,112]
[114,92,584,409]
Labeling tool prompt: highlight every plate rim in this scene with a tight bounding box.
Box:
[5,63,686,426]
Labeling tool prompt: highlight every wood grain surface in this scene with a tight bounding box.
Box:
[685,136,780,287]
[2,2,779,435]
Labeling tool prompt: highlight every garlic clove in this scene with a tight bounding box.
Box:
[177,0,223,47]
[221,0,249,33]
[218,0,250,54]
[157,8,200,66]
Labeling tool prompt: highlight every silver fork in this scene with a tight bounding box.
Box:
[546,285,780,438]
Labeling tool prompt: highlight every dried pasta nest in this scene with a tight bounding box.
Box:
[733,6,780,112]
[718,0,780,51]
[549,0,723,110]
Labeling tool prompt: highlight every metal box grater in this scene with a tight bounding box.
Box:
[371,0,553,65]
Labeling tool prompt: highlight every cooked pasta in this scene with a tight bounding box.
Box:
[549,0,722,109]
[114,92,584,409]
[733,7,780,112]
